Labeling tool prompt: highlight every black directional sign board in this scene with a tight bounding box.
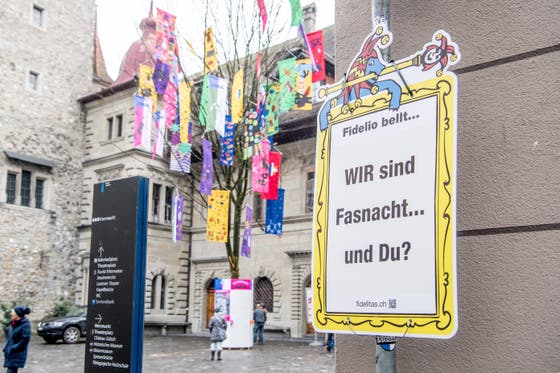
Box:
[84,177,148,373]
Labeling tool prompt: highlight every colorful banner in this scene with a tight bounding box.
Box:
[200,138,213,195]
[170,143,191,173]
[138,64,157,111]
[255,52,262,81]
[211,75,228,136]
[155,8,177,64]
[199,74,209,128]
[265,188,284,235]
[133,95,152,150]
[207,190,230,242]
[241,206,252,257]
[153,111,165,159]
[243,110,258,159]
[231,69,244,123]
[153,59,171,94]
[204,27,218,73]
[298,24,318,74]
[307,30,326,82]
[257,0,268,32]
[289,0,302,27]
[295,59,312,110]
[219,116,236,166]
[265,83,280,135]
[175,194,183,241]
[178,81,191,143]
[163,79,177,129]
[252,140,270,193]
[261,151,282,200]
[278,58,296,112]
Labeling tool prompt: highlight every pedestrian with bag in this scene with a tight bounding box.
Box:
[3,306,31,373]
[209,312,227,361]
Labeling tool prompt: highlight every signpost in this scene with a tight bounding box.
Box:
[312,25,460,339]
[84,177,149,372]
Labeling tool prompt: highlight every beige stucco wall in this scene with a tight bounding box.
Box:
[335,0,560,372]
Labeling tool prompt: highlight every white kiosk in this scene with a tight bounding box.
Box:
[215,278,254,349]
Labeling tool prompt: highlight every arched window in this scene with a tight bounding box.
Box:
[150,274,167,310]
[254,277,274,312]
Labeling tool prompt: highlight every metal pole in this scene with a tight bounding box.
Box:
[376,342,396,373]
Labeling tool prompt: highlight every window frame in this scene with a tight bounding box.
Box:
[20,170,32,207]
[304,170,315,214]
[27,70,39,91]
[6,172,17,204]
[31,4,46,29]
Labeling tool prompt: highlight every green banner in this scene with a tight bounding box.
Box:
[278,58,296,112]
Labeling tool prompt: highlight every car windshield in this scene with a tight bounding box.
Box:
[66,308,86,317]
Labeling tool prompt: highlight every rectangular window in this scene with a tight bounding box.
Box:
[116,114,123,137]
[253,195,264,222]
[164,187,173,223]
[32,5,44,27]
[35,178,44,209]
[6,173,17,204]
[28,71,39,90]
[305,171,315,213]
[107,117,114,140]
[21,170,31,207]
[152,183,161,218]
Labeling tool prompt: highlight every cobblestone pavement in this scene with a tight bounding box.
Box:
[15,335,334,372]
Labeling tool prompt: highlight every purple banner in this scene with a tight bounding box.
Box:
[265,188,284,235]
[241,206,253,257]
[200,138,213,195]
[175,194,183,241]
[153,59,171,94]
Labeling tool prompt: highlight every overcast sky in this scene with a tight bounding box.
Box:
[96,0,335,79]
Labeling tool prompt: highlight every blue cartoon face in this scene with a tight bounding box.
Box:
[366,57,385,76]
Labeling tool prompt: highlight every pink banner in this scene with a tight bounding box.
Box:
[261,151,282,200]
[257,0,267,32]
[252,140,270,193]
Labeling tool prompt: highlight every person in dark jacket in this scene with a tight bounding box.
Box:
[208,312,227,361]
[253,303,267,345]
[3,306,31,373]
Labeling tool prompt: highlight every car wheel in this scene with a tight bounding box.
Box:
[63,326,81,344]
[43,336,58,344]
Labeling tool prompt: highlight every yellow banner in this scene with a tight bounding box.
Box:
[295,59,312,111]
[178,81,191,143]
[138,64,157,112]
[204,27,218,73]
[231,69,244,123]
[206,190,230,242]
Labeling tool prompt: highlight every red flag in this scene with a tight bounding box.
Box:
[262,151,282,200]
[257,0,268,32]
[307,30,325,82]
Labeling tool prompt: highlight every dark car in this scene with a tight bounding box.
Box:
[37,308,87,344]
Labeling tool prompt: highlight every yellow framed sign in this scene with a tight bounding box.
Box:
[312,26,460,338]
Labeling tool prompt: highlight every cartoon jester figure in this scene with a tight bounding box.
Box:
[319,24,401,130]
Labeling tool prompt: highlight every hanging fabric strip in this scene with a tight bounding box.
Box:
[199,75,209,128]
[241,206,253,257]
[265,83,280,135]
[212,75,228,136]
[200,138,214,195]
[153,111,163,159]
[261,151,282,200]
[295,59,312,110]
[278,58,296,112]
[206,190,230,242]
[178,81,191,143]
[170,143,192,173]
[252,139,270,193]
[298,24,319,73]
[138,64,157,111]
[175,194,184,241]
[306,30,326,82]
[133,94,144,147]
[163,77,177,129]
[155,8,177,64]
[289,0,302,27]
[257,0,268,32]
[265,188,285,235]
[255,52,262,81]
[153,59,171,94]
[243,110,258,159]
[204,27,218,73]
[219,116,236,166]
[231,69,244,124]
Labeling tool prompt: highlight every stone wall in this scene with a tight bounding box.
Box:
[0,0,95,318]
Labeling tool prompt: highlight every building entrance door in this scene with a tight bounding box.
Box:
[305,278,314,334]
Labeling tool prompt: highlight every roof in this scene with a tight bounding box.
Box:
[93,12,113,86]
[4,150,55,169]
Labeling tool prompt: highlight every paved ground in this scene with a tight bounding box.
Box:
[10,335,334,372]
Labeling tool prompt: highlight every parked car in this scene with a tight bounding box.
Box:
[37,307,87,344]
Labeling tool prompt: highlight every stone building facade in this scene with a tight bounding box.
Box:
[334,1,560,372]
[0,1,96,317]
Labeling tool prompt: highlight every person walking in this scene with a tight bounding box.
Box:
[253,303,267,345]
[208,312,227,361]
[3,306,31,373]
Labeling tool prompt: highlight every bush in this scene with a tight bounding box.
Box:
[49,300,75,318]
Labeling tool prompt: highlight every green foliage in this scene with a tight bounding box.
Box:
[49,300,75,318]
